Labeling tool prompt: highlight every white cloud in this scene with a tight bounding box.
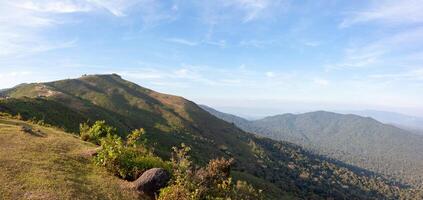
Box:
[327,27,423,70]
[204,40,227,48]
[0,70,34,88]
[118,64,303,92]
[340,0,423,28]
[239,39,275,48]
[265,71,275,78]
[0,2,78,59]
[313,78,329,86]
[303,41,320,47]
[200,0,288,28]
[226,0,271,22]
[0,0,159,59]
[87,0,143,17]
[0,71,32,78]
[165,38,228,48]
[12,0,92,13]
[165,38,198,46]
[370,68,423,81]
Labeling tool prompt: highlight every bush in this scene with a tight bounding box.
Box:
[93,123,169,180]
[157,184,191,200]
[127,128,147,147]
[80,121,116,144]
[158,144,262,200]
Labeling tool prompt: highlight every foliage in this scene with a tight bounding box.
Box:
[158,144,263,200]
[126,128,147,147]
[93,122,169,180]
[80,120,117,145]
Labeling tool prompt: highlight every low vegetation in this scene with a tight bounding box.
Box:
[94,128,170,180]
[81,120,261,199]
[159,144,262,200]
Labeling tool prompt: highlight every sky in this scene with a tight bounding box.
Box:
[0,0,423,117]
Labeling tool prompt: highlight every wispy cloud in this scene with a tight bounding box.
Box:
[239,39,275,48]
[165,38,227,48]
[165,38,198,46]
[313,78,329,86]
[370,68,423,81]
[225,0,272,22]
[0,70,34,88]
[12,1,92,13]
[0,0,158,59]
[340,0,423,28]
[265,71,275,78]
[199,0,288,27]
[0,2,80,59]
[303,41,321,47]
[327,27,423,70]
[119,64,302,91]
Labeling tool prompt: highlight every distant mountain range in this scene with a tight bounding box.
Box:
[1,74,421,199]
[201,105,423,186]
[341,110,423,133]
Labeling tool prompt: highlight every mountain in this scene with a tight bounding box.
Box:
[343,110,423,132]
[1,74,421,199]
[201,106,423,186]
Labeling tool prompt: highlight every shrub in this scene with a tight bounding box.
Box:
[158,144,262,200]
[157,184,191,200]
[94,134,133,179]
[80,120,116,144]
[93,123,169,180]
[126,128,147,147]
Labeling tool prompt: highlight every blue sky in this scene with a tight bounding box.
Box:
[1,0,423,117]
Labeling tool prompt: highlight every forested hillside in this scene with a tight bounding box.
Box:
[1,74,422,199]
[201,105,423,187]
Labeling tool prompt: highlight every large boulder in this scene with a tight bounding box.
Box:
[132,168,170,199]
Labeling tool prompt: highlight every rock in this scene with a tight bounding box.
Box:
[81,147,102,158]
[132,168,170,199]
[20,125,32,133]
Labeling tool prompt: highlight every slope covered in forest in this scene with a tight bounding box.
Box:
[201,105,423,186]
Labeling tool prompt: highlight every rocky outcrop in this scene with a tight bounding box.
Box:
[132,168,170,199]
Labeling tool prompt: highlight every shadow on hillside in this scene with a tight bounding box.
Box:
[255,136,409,199]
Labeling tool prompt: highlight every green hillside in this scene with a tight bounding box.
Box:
[201,106,423,187]
[1,74,421,199]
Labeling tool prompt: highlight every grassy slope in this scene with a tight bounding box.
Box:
[0,117,139,200]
